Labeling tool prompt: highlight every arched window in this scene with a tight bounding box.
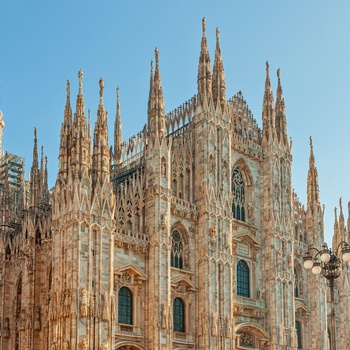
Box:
[294,268,299,297]
[295,321,302,349]
[232,168,245,222]
[171,230,183,269]
[237,260,250,297]
[118,287,132,325]
[173,298,185,332]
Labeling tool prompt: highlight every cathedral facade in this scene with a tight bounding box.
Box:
[0,19,349,350]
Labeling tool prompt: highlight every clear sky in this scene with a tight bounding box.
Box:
[1,1,350,244]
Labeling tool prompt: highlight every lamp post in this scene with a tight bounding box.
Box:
[303,242,350,350]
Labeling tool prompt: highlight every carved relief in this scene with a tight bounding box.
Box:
[240,331,254,347]
[209,227,216,245]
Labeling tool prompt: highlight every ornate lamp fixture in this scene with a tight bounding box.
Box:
[303,241,350,350]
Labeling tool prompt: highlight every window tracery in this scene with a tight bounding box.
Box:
[232,169,245,222]
[171,230,183,269]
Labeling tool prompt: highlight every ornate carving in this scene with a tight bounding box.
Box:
[80,288,88,318]
[240,331,254,347]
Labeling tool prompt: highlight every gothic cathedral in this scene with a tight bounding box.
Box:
[0,19,349,350]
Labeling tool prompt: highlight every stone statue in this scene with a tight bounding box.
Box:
[225,315,231,338]
[63,340,69,350]
[211,314,217,336]
[160,303,166,329]
[80,338,88,350]
[80,288,88,318]
[110,295,116,320]
[102,292,109,322]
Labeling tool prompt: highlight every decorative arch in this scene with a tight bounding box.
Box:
[235,322,270,349]
[231,159,254,223]
[294,259,304,297]
[116,342,146,350]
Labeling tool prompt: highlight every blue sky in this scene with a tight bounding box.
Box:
[1,1,350,244]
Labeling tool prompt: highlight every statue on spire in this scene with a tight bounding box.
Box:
[202,17,206,34]
[266,61,270,73]
[99,77,104,97]
[34,127,37,142]
[66,80,70,98]
[78,69,84,91]
[277,68,280,81]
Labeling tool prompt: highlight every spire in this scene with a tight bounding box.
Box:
[72,69,89,176]
[306,136,320,215]
[30,128,40,208]
[275,68,288,146]
[92,77,110,185]
[58,80,73,179]
[262,61,276,142]
[0,110,4,157]
[114,87,122,164]
[76,69,85,117]
[339,197,345,228]
[147,48,166,142]
[197,17,212,106]
[40,145,45,190]
[212,27,226,112]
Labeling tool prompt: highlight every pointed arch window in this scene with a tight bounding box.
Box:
[294,268,299,297]
[118,287,132,325]
[237,260,250,297]
[171,230,183,269]
[295,321,302,349]
[232,168,245,222]
[173,297,185,332]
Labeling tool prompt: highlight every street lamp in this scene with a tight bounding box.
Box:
[303,242,350,350]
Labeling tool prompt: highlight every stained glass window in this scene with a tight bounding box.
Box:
[237,260,250,297]
[232,169,245,222]
[118,287,132,325]
[171,230,183,269]
[173,298,185,332]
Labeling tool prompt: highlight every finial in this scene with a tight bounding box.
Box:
[309,136,313,148]
[216,27,220,40]
[116,86,120,100]
[99,77,104,98]
[266,61,269,74]
[340,197,343,211]
[66,80,70,98]
[78,69,84,92]
[277,68,280,81]
[202,17,206,35]
[34,127,37,142]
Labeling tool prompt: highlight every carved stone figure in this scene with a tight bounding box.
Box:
[160,303,166,329]
[102,292,109,322]
[80,288,88,318]
[110,295,116,320]
[225,315,231,338]
[80,338,88,350]
[211,314,217,336]
[63,340,70,350]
